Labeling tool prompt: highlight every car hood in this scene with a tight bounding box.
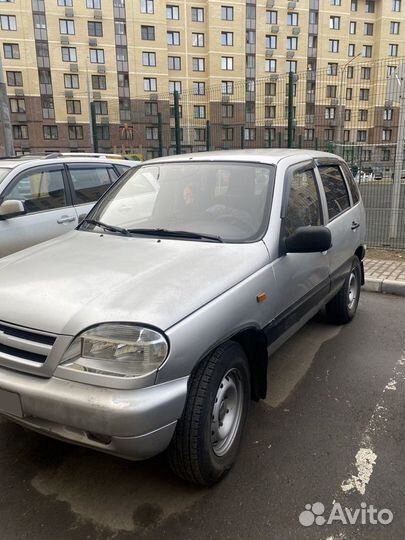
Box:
[0,231,269,335]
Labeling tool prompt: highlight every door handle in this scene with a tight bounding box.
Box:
[351,221,360,230]
[57,215,76,224]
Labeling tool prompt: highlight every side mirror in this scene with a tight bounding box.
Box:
[0,199,26,219]
[284,226,332,254]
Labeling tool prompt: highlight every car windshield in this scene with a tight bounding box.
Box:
[0,168,11,185]
[82,161,275,242]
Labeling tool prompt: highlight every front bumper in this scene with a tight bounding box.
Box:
[0,366,188,460]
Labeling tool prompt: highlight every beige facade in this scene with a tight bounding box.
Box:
[0,0,405,157]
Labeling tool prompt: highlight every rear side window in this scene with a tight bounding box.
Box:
[5,167,67,213]
[341,164,360,205]
[68,164,114,204]
[318,165,350,220]
[284,169,322,237]
[114,164,130,176]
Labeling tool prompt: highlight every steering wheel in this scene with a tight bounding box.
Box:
[215,211,256,234]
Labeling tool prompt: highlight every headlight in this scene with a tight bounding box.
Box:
[60,324,168,378]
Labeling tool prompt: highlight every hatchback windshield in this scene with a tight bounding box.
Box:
[83,162,274,242]
[0,168,11,185]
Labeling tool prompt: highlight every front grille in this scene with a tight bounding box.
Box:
[0,321,56,365]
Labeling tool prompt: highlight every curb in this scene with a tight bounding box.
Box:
[364,277,405,297]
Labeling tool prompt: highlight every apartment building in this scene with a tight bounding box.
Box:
[0,0,404,158]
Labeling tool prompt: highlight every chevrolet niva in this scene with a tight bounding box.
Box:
[0,150,366,485]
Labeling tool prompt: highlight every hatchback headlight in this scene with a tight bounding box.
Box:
[60,324,168,378]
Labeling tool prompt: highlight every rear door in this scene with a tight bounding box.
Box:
[66,162,118,222]
[0,164,76,257]
[315,160,360,294]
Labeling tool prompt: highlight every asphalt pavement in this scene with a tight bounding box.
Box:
[0,291,404,540]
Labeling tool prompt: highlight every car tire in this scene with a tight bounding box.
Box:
[326,255,361,324]
[168,341,251,486]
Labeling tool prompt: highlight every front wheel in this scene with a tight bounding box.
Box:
[168,341,250,486]
[326,255,361,324]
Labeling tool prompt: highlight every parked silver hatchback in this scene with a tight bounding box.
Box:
[0,150,366,485]
[0,154,136,257]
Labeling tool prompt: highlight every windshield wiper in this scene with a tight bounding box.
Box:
[80,218,131,236]
[127,228,223,243]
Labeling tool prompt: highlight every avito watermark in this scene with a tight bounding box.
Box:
[299,502,393,527]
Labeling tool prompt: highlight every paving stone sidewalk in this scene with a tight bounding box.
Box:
[364,257,405,296]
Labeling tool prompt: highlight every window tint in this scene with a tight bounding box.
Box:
[5,168,67,213]
[284,169,321,236]
[341,164,360,205]
[114,164,130,176]
[68,165,113,204]
[318,165,351,219]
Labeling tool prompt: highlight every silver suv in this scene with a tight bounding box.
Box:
[0,150,366,485]
[0,154,136,257]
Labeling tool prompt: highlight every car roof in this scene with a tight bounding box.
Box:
[0,156,137,171]
[146,149,342,166]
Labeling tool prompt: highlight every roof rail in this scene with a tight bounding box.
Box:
[43,153,63,159]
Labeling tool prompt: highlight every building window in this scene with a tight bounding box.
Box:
[88,21,103,36]
[59,19,75,34]
[167,31,180,45]
[244,128,255,141]
[287,36,298,50]
[348,43,356,57]
[265,82,277,96]
[166,4,179,19]
[58,0,73,6]
[194,128,206,142]
[390,21,400,34]
[359,88,370,100]
[365,0,375,12]
[90,48,105,64]
[222,104,233,118]
[326,85,337,98]
[68,125,84,140]
[329,39,339,53]
[357,130,367,142]
[0,15,16,30]
[145,102,158,115]
[351,0,358,10]
[2,43,19,59]
[288,12,298,25]
[265,59,277,72]
[266,10,277,24]
[140,0,154,13]
[6,71,22,86]
[389,44,399,56]
[328,63,338,75]
[42,95,55,119]
[221,57,233,70]
[222,127,233,141]
[144,77,157,91]
[265,105,276,119]
[193,105,206,119]
[92,75,106,89]
[287,60,297,73]
[142,51,156,66]
[361,67,371,79]
[382,149,391,161]
[193,81,205,95]
[96,126,109,140]
[221,31,233,46]
[61,46,77,62]
[363,45,372,57]
[331,0,341,5]
[330,16,340,29]
[93,101,108,115]
[222,80,234,94]
[43,125,58,140]
[9,97,25,113]
[168,56,181,70]
[266,35,277,49]
[87,0,101,8]
[169,80,181,94]
[146,126,158,140]
[364,22,373,35]
[192,32,204,47]
[359,109,368,121]
[392,0,401,11]
[345,109,351,121]
[221,6,233,20]
[384,108,393,120]
[349,21,356,34]
[170,104,182,118]
[192,57,205,71]
[346,88,353,100]
[191,7,204,21]
[66,99,81,114]
[12,125,28,139]
[64,73,79,88]
[304,129,314,141]
[141,25,155,40]
[325,107,336,120]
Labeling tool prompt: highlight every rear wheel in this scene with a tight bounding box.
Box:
[168,341,250,486]
[326,255,361,324]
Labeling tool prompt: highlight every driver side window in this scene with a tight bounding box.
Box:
[284,169,321,237]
